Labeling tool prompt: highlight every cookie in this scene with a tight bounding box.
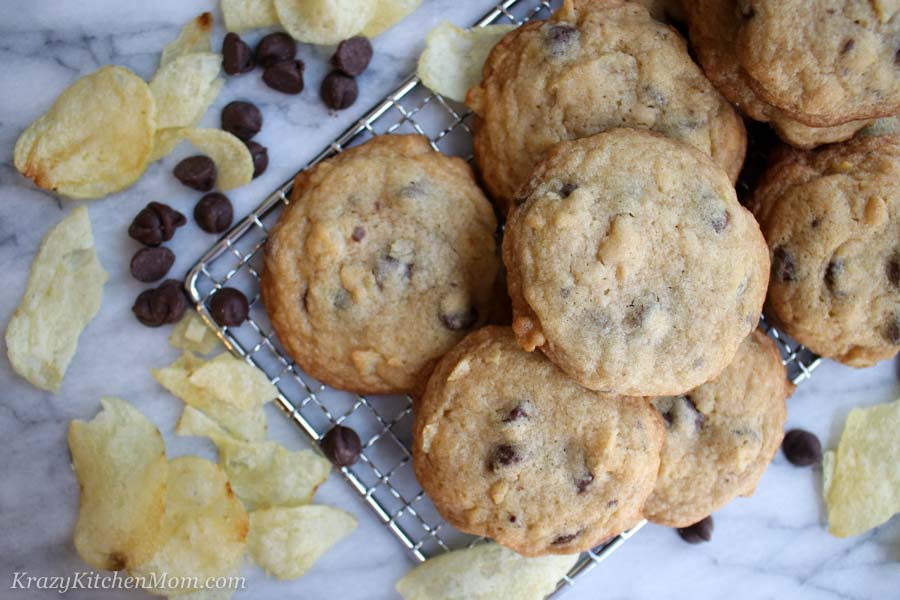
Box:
[737,0,900,127]
[261,135,500,395]
[503,128,769,396]
[467,0,745,213]
[413,326,664,556]
[750,134,900,367]
[644,330,791,527]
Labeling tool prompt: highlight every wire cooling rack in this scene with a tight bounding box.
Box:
[185,0,821,595]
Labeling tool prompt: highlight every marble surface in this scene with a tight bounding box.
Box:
[0,1,898,599]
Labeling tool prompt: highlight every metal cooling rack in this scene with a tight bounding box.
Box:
[184,0,821,595]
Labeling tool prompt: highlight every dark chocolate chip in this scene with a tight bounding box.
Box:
[712,211,730,233]
[545,23,578,53]
[508,515,517,523]
[132,279,186,327]
[825,259,843,295]
[221,101,262,141]
[560,182,577,198]
[677,516,713,544]
[130,247,175,283]
[194,192,234,234]
[440,306,478,331]
[332,36,373,76]
[810,217,821,228]
[772,246,796,282]
[885,317,900,345]
[256,32,297,68]
[263,59,305,94]
[245,140,269,178]
[351,226,366,241]
[503,405,529,422]
[575,473,593,494]
[607,499,618,508]
[128,202,186,247]
[374,255,411,288]
[490,444,520,470]
[841,39,855,54]
[222,32,255,75]
[333,288,351,309]
[320,425,362,467]
[659,395,704,430]
[782,429,822,466]
[174,156,216,191]
[321,71,358,110]
[208,287,249,327]
[551,532,579,545]
[887,252,899,288]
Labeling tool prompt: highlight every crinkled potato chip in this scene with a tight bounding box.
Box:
[6,207,107,392]
[176,405,233,441]
[68,397,167,571]
[247,505,356,580]
[274,0,375,45]
[148,74,223,162]
[13,65,155,199]
[169,312,221,355]
[153,352,267,442]
[215,438,332,510]
[182,128,254,190]
[150,53,223,131]
[189,353,278,410]
[396,542,577,600]
[130,456,248,596]
[417,22,516,103]
[222,0,279,32]
[361,0,422,38]
[160,12,214,66]
[824,398,900,537]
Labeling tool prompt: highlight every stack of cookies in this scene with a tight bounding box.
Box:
[261,0,899,557]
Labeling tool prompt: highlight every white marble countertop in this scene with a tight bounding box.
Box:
[1,1,898,599]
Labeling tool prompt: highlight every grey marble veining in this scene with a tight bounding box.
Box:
[0,1,898,599]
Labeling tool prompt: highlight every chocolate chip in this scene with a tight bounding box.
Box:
[772,246,796,282]
[503,405,529,422]
[560,182,577,198]
[263,59,305,94]
[677,516,713,544]
[130,247,175,283]
[208,287,249,327]
[174,156,216,191]
[575,473,593,494]
[825,259,843,295]
[256,32,297,68]
[221,101,262,141]
[132,279,187,327]
[333,288,351,309]
[320,71,358,110]
[222,32,255,75]
[885,317,900,345]
[245,140,268,178]
[374,255,411,288]
[658,395,704,430]
[712,211,730,233]
[332,36,373,76]
[782,429,822,466]
[887,252,899,288]
[351,226,366,241]
[320,425,362,467]
[607,499,618,508]
[194,193,234,234]
[841,39,855,54]
[545,23,578,53]
[128,202,186,247]
[551,532,579,545]
[489,444,520,470]
[810,217,821,228]
[440,306,478,331]
[508,515,517,523]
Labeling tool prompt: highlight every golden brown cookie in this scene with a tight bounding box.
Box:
[261,135,500,395]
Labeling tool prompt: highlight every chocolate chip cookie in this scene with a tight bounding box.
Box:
[644,330,791,527]
[467,0,745,213]
[504,128,769,396]
[751,134,900,367]
[261,135,500,395]
[413,326,664,556]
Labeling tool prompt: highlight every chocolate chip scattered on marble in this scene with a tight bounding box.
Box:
[332,36,373,77]
[130,247,175,283]
[221,100,262,141]
[174,156,216,191]
[223,32,255,75]
[320,71,358,110]
[782,429,822,466]
[132,279,187,327]
[128,202,186,247]
[245,141,268,178]
[194,192,234,234]
[208,287,249,327]
[256,32,297,68]
[320,425,363,467]
[263,59,305,94]
[677,515,713,544]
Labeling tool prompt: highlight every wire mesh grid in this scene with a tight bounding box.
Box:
[184,0,821,594]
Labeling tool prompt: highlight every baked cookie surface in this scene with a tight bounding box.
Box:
[467,0,744,213]
[751,135,900,367]
[261,134,500,395]
[644,330,791,527]
[503,128,769,396]
[413,326,664,556]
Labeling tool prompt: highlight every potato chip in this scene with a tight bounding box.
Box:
[182,128,254,190]
[148,73,223,162]
[150,53,223,131]
[273,0,375,45]
[6,207,107,392]
[189,353,278,410]
[161,13,214,66]
[169,312,221,355]
[130,456,248,596]
[247,505,356,580]
[361,0,422,37]
[68,397,167,571]
[221,0,279,32]
[176,405,232,440]
[417,22,516,103]
[13,65,155,199]
[153,353,267,442]
[215,438,332,510]
[396,542,577,600]
[824,398,900,537]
